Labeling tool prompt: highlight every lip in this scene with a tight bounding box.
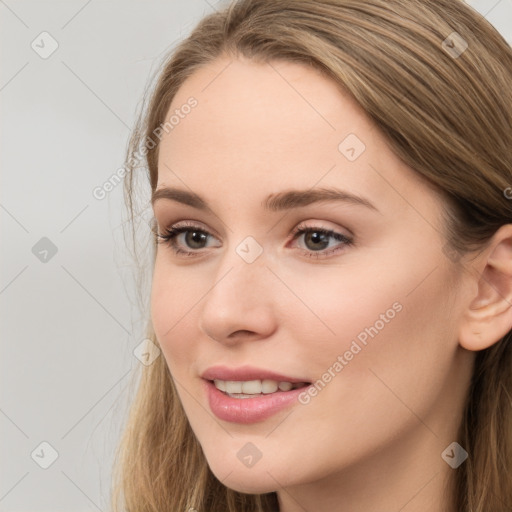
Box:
[203,379,310,424]
[201,365,312,424]
[201,364,310,384]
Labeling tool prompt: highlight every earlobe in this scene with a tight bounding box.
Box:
[458,224,512,352]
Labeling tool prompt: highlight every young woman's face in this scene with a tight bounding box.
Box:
[151,56,474,499]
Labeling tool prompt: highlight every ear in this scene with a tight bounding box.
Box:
[458,224,512,351]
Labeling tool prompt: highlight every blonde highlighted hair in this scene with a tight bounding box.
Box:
[112,1,512,510]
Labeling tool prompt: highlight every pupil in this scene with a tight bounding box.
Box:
[186,231,206,248]
[306,231,328,250]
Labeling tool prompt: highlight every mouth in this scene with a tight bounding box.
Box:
[208,379,311,399]
[203,377,313,423]
[200,365,313,422]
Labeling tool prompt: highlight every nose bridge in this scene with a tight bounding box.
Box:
[214,231,270,292]
[209,235,269,311]
[199,235,277,341]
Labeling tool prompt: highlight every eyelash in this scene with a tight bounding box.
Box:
[154,220,354,259]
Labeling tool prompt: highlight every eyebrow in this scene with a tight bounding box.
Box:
[151,186,379,212]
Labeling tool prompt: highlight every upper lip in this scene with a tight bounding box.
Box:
[201,365,310,383]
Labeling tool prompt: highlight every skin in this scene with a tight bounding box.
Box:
[150,56,512,512]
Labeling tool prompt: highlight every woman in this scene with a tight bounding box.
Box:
[111,1,512,510]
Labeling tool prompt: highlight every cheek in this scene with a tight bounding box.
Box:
[294,256,459,426]
[270,264,404,368]
[150,265,198,373]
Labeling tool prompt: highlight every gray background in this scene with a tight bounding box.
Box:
[1,1,511,510]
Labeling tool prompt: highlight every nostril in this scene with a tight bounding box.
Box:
[229,330,256,338]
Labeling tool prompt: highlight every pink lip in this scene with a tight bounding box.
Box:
[201,365,311,424]
[203,379,309,424]
[201,364,309,383]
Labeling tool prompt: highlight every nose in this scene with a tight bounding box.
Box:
[198,247,278,345]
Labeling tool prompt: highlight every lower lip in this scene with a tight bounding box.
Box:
[204,379,309,424]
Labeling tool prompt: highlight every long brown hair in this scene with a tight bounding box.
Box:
[111,1,512,510]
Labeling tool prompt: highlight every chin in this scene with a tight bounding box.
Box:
[207,460,283,494]
[221,476,279,495]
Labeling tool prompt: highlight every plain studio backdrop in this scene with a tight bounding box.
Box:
[1,1,511,511]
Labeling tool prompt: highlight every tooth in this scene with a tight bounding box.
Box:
[214,379,226,392]
[262,379,279,393]
[214,379,302,395]
[225,381,243,393]
[242,380,262,394]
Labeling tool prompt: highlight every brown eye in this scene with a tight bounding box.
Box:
[302,230,332,251]
[156,222,220,256]
[290,223,354,259]
[182,230,208,249]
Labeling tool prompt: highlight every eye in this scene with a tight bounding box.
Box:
[154,220,354,259]
[288,222,354,259]
[154,220,220,257]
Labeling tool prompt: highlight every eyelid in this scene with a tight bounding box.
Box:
[291,220,354,239]
[154,218,351,239]
[154,219,220,239]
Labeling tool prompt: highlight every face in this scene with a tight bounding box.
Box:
[150,56,473,496]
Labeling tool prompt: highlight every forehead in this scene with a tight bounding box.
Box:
[159,56,372,167]
[155,56,437,218]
